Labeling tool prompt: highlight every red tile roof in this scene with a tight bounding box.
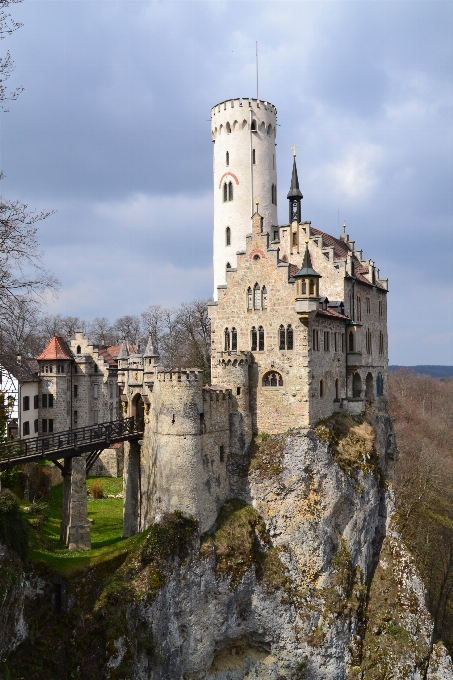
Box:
[289,264,299,277]
[37,336,73,361]
[311,227,350,260]
[317,308,349,320]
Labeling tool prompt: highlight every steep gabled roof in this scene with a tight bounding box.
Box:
[36,336,73,361]
[0,354,39,382]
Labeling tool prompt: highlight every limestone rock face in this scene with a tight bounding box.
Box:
[108,414,453,679]
[0,543,28,657]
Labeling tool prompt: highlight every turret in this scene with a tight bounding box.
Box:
[143,334,159,386]
[294,242,321,318]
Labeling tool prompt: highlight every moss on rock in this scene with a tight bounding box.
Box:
[249,432,286,480]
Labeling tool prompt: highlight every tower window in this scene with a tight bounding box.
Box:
[262,286,267,309]
[251,327,257,352]
[376,372,384,396]
[226,226,231,246]
[76,345,81,354]
[279,325,285,350]
[252,149,256,164]
[335,379,339,400]
[251,120,256,131]
[258,326,264,351]
[309,280,314,295]
[356,295,362,321]
[320,379,324,398]
[292,232,297,246]
[228,181,233,201]
[349,331,354,352]
[379,331,384,355]
[247,287,253,310]
[302,280,307,294]
[224,328,230,351]
[254,283,261,309]
[231,327,237,351]
[226,151,229,166]
[287,325,293,350]
[324,331,330,352]
[223,182,228,202]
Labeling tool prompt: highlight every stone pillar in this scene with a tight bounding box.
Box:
[123,440,141,538]
[60,455,91,551]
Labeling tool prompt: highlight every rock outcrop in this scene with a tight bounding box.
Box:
[2,413,452,680]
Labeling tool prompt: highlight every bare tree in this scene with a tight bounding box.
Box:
[0,0,24,112]
[177,299,211,382]
[112,315,143,348]
[88,316,115,345]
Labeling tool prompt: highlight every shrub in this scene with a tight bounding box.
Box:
[91,480,104,499]
[0,493,28,560]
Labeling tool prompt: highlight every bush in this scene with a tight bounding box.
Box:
[91,480,104,499]
[0,493,28,560]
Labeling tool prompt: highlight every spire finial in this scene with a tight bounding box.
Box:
[255,195,259,212]
[290,145,297,157]
[343,221,347,234]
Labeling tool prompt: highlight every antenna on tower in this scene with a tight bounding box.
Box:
[256,41,259,100]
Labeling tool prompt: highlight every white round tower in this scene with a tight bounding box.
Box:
[211,98,278,297]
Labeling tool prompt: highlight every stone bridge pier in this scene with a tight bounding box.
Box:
[60,455,91,551]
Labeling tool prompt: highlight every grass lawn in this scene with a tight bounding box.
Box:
[26,477,144,573]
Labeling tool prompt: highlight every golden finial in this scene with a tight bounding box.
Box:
[343,221,347,234]
[305,232,309,245]
[290,145,297,157]
[255,195,259,211]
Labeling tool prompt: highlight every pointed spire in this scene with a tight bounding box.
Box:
[294,243,321,279]
[287,156,303,200]
[117,339,129,360]
[143,333,159,359]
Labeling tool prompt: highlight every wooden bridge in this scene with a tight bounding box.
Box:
[0,417,143,474]
[0,417,144,552]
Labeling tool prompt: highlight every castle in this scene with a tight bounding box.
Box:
[0,97,388,547]
[119,97,389,537]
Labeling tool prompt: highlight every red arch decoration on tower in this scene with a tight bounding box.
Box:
[218,172,240,189]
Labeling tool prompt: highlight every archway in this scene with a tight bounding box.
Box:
[132,393,144,427]
[352,373,362,399]
[365,372,374,401]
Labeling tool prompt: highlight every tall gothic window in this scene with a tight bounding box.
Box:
[251,327,257,351]
[279,325,285,350]
[223,182,227,202]
[224,328,230,351]
[258,326,264,351]
[226,226,231,245]
[287,325,293,350]
[302,280,307,294]
[356,295,362,321]
[247,287,253,310]
[231,327,237,351]
[309,279,315,295]
[226,151,229,165]
[228,181,233,201]
[376,372,384,396]
[254,283,261,309]
[251,120,256,131]
[252,149,256,164]
[262,286,268,309]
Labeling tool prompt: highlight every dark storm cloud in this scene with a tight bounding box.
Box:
[0,0,452,364]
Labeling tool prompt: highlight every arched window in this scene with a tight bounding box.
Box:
[251,119,256,131]
[226,262,231,272]
[376,372,384,397]
[320,379,324,398]
[76,345,81,354]
[309,280,315,295]
[231,327,237,351]
[353,373,362,398]
[94,364,98,374]
[226,122,231,134]
[223,182,227,202]
[251,327,257,351]
[335,378,339,400]
[252,149,256,164]
[279,325,285,350]
[348,331,354,352]
[302,280,307,294]
[247,287,253,310]
[224,328,230,351]
[267,123,272,136]
[254,283,261,309]
[226,226,231,245]
[228,181,233,201]
[258,326,264,351]
[262,286,268,309]
[226,151,229,166]
[286,325,293,350]
[263,371,283,388]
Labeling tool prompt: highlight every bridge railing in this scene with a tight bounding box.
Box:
[0,416,144,465]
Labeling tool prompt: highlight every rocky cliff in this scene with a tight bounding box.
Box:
[1,412,452,679]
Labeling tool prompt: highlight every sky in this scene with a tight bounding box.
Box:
[0,0,452,365]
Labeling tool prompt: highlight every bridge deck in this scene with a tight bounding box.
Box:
[0,417,143,471]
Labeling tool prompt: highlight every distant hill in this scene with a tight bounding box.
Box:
[389,365,453,379]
